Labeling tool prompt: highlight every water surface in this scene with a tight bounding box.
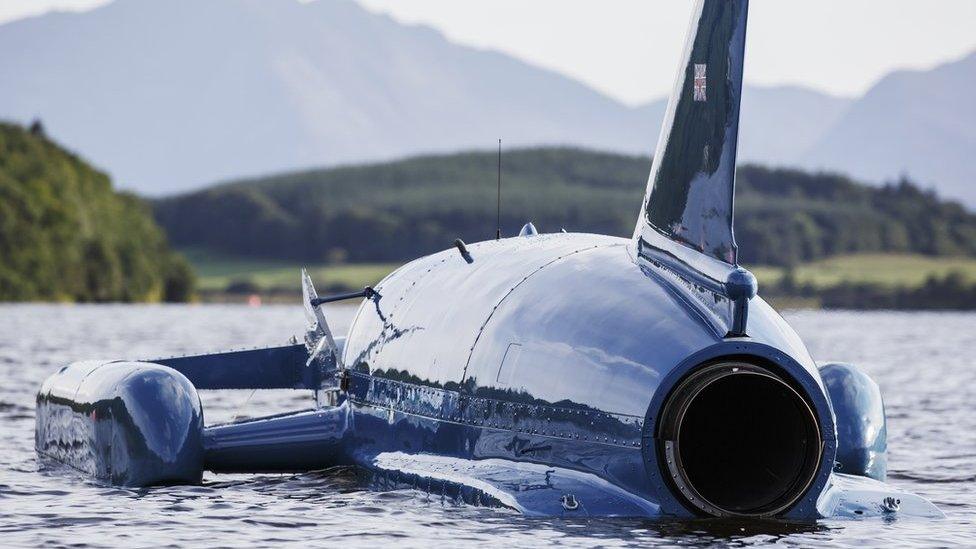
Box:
[1,305,973,547]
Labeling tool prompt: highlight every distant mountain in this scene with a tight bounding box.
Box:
[738,86,851,165]
[801,52,976,204]
[153,147,976,267]
[1,0,972,205]
[0,0,654,195]
[0,0,848,197]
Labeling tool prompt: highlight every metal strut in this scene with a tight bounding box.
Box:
[310,286,379,307]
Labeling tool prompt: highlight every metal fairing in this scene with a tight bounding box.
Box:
[817,473,943,519]
[362,451,661,517]
[35,361,204,486]
[819,363,888,482]
[334,230,939,518]
[342,233,617,388]
[204,407,350,473]
[339,232,834,517]
[344,386,658,517]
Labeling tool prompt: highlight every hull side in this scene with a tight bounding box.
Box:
[341,233,835,517]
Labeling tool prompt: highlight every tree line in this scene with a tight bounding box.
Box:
[153,147,976,267]
[0,122,193,302]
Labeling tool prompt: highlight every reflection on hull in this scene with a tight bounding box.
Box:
[32,0,943,524]
[32,232,943,520]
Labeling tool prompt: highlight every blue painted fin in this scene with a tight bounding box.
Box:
[818,473,944,519]
[359,452,661,518]
[634,0,749,281]
[151,344,316,390]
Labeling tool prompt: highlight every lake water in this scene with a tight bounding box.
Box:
[1,305,973,547]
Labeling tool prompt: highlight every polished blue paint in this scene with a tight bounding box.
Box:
[35,232,933,517]
[35,361,203,486]
[33,0,942,523]
[154,344,314,390]
[637,0,748,269]
[334,232,936,519]
[343,234,616,389]
[820,362,888,482]
[518,222,538,237]
[726,266,758,336]
[204,407,349,473]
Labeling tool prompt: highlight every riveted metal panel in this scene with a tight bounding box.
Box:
[346,371,644,448]
[342,233,617,388]
[464,244,719,417]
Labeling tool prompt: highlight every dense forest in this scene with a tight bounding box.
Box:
[154,147,976,266]
[0,122,193,302]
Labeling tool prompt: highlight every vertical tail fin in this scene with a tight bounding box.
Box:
[634,0,749,278]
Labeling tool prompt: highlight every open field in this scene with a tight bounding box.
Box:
[186,250,976,303]
[749,254,976,289]
[181,249,400,295]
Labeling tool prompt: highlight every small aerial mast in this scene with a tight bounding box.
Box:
[496,138,502,240]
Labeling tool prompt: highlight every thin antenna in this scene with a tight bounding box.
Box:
[496,139,502,240]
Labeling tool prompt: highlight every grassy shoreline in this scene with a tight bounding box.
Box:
[751,254,976,288]
[182,248,399,295]
[184,250,976,309]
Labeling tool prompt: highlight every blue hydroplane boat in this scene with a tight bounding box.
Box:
[36,0,942,520]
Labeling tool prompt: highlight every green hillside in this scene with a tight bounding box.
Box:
[154,147,976,267]
[0,122,193,302]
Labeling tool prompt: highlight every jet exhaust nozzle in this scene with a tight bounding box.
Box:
[657,361,823,518]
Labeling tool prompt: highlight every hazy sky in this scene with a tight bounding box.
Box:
[4,0,976,105]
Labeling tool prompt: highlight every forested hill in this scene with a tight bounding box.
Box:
[0,122,193,302]
[153,147,976,267]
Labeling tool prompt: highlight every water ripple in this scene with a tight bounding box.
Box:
[0,305,973,547]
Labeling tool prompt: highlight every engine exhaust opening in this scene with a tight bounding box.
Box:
[658,362,822,518]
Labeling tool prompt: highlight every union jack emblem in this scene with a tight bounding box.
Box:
[693,63,707,101]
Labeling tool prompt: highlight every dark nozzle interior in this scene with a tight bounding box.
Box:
[658,362,822,517]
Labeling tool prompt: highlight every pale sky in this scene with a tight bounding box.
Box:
[4,0,976,105]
